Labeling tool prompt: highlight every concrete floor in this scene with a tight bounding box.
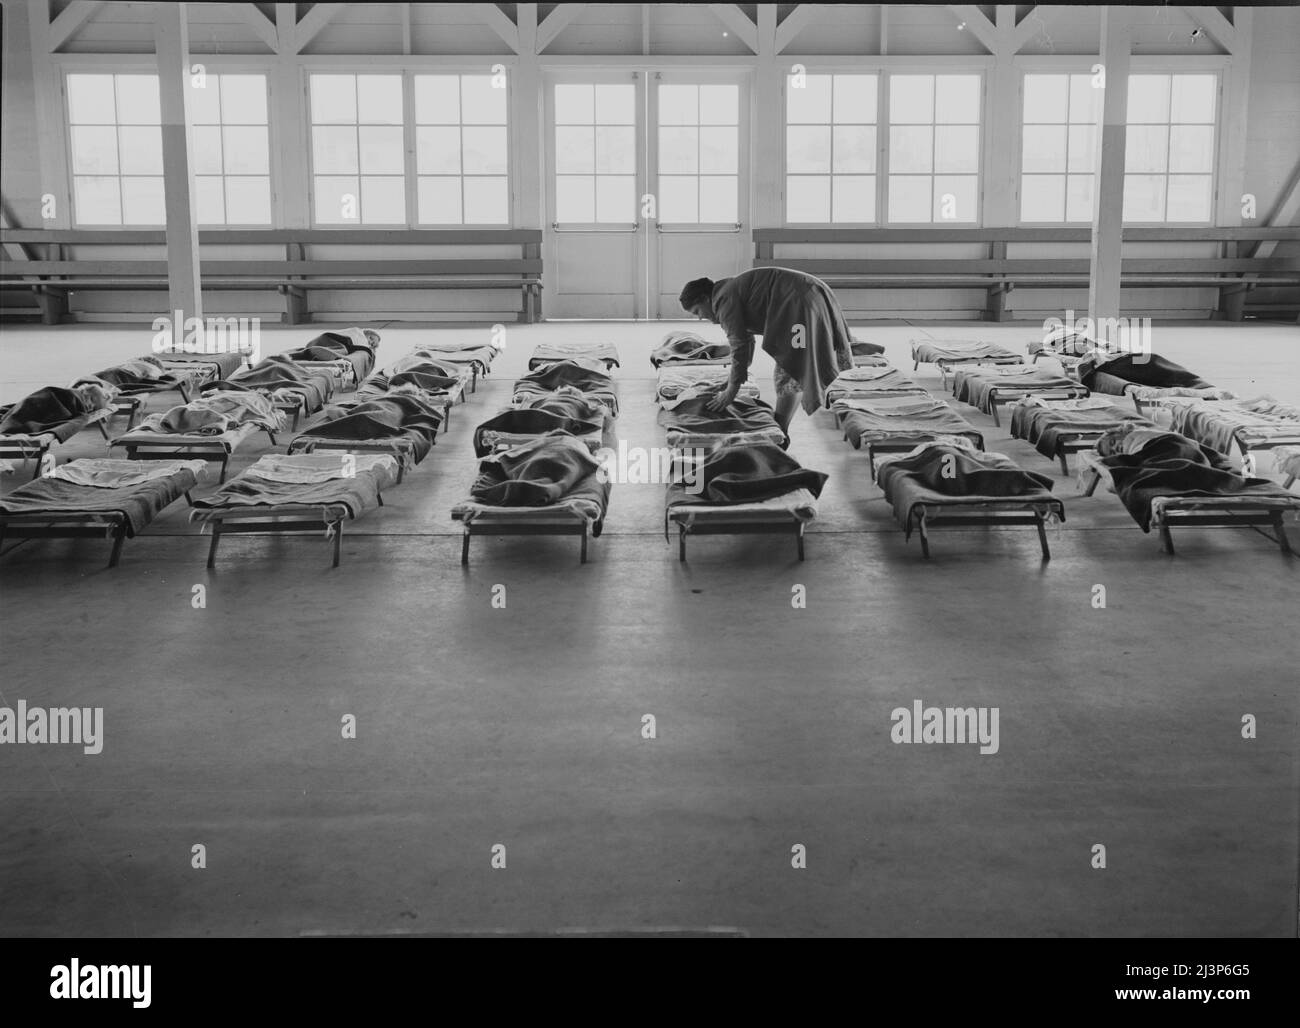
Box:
[0,318,1297,937]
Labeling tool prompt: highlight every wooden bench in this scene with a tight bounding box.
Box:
[0,228,544,325]
[753,227,1300,322]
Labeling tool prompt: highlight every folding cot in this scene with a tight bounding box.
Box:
[79,355,211,411]
[657,394,787,450]
[286,394,444,483]
[823,364,929,406]
[1009,396,1154,475]
[832,394,984,473]
[1077,429,1298,555]
[528,342,621,371]
[649,331,731,368]
[0,458,205,568]
[473,393,612,456]
[0,386,116,479]
[664,440,827,561]
[224,355,337,429]
[408,342,501,392]
[191,453,399,568]
[654,364,760,407]
[280,328,380,389]
[108,390,285,483]
[910,339,1024,387]
[512,360,620,417]
[1164,397,1300,469]
[951,365,1090,426]
[371,355,473,428]
[451,435,612,564]
[1076,352,1234,415]
[152,349,250,382]
[875,439,1065,559]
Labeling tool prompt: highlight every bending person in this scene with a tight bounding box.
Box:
[679,268,854,434]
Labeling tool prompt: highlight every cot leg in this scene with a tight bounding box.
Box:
[1159,521,1175,555]
[396,462,405,485]
[579,527,588,564]
[461,530,470,566]
[1272,513,1292,555]
[913,359,919,371]
[916,515,931,559]
[1036,515,1051,561]
[332,522,342,568]
[107,524,126,568]
[796,524,805,561]
[218,457,229,484]
[376,492,384,507]
[206,522,222,568]
[1082,470,1101,498]
[678,525,687,563]
[990,401,1001,428]
[97,420,111,441]
[31,446,50,480]
[1284,474,1296,489]
[866,449,876,476]
[1058,452,1070,477]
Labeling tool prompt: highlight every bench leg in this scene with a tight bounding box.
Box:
[35,287,69,326]
[461,530,470,566]
[1036,515,1051,561]
[107,524,127,568]
[206,522,222,568]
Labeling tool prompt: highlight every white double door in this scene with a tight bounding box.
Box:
[544,71,750,320]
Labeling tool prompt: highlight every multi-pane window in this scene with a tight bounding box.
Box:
[887,74,980,223]
[554,83,636,224]
[309,74,405,225]
[1124,74,1216,223]
[66,74,164,225]
[658,84,739,224]
[785,74,877,223]
[189,74,272,225]
[415,74,509,225]
[1020,74,1099,223]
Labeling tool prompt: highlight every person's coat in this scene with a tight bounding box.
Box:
[710,267,853,414]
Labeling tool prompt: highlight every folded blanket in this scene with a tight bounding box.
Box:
[1079,351,1212,391]
[1167,396,1300,455]
[386,354,466,380]
[876,442,1060,534]
[1010,401,1150,458]
[0,386,102,442]
[649,331,731,367]
[825,366,925,404]
[953,366,1080,413]
[410,344,496,369]
[0,460,199,534]
[665,440,826,507]
[1096,430,1295,531]
[655,365,757,403]
[469,433,606,507]
[47,457,207,488]
[912,339,1019,363]
[529,342,620,369]
[851,338,887,356]
[836,395,983,449]
[191,454,394,519]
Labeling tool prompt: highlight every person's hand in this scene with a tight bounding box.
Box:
[705,385,739,412]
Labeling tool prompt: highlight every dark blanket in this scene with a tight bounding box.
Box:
[191,471,383,520]
[473,408,608,457]
[665,440,827,507]
[515,361,616,395]
[294,395,442,464]
[529,342,621,370]
[380,366,463,393]
[0,468,197,535]
[851,339,887,356]
[837,396,983,450]
[83,357,182,394]
[649,332,731,368]
[1010,403,1151,459]
[876,444,1060,533]
[281,336,376,381]
[1079,352,1212,391]
[952,367,1079,413]
[227,356,333,411]
[470,434,606,507]
[658,395,786,445]
[1095,430,1290,531]
[0,386,96,442]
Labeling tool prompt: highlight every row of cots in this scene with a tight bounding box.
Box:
[1,330,1298,566]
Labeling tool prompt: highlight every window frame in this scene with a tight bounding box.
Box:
[1013,56,1226,228]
